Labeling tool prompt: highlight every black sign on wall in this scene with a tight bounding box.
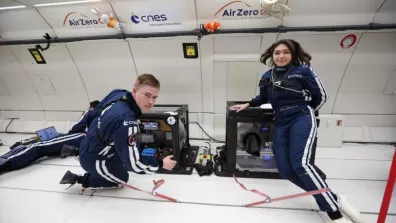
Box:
[182,43,198,59]
[28,48,46,64]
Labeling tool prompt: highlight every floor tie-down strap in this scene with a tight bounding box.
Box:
[120,179,178,203]
[233,174,331,207]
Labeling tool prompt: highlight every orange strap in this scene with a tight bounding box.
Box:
[233,174,331,207]
[120,179,178,203]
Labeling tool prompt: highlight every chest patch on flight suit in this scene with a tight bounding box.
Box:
[142,148,156,157]
[128,134,137,146]
[288,74,303,79]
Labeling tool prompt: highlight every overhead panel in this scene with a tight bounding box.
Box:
[196,0,282,29]
[36,1,119,38]
[0,0,25,8]
[110,0,197,34]
[283,0,384,26]
[0,9,56,41]
[373,0,396,24]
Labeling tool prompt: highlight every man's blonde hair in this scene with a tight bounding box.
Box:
[134,74,160,90]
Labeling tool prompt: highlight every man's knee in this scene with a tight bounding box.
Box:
[291,161,310,176]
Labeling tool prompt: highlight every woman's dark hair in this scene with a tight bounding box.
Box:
[260,39,312,67]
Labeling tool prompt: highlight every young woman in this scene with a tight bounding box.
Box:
[230,39,364,223]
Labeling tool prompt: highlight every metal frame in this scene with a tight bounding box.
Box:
[138,104,198,175]
[214,101,326,180]
[1,23,395,45]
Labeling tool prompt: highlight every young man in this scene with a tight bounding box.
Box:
[0,100,100,174]
[60,74,176,189]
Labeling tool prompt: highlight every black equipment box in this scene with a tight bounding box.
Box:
[214,101,326,180]
[138,104,198,175]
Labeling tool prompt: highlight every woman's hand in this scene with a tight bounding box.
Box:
[229,103,249,112]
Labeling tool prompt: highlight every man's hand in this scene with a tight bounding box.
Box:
[162,155,176,170]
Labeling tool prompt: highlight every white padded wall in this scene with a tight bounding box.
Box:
[284,0,384,26]
[66,40,138,102]
[373,0,396,23]
[277,33,362,114]
[127,37,203,113]
[0,9,55,41]
[227,62,259,101]
[214,62,228,114]
[383,69,396,95]
[200,36,215,113]
[0,46,44,111]
[9,44,90,111]
[334,32,396,114]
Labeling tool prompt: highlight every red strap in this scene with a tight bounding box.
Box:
[233,173,331,207]
[377,148,396,223]
[120,179,178,203]
[233,174,271,201]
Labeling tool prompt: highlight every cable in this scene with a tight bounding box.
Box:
[189,122,225,143]
[5,118,18,133]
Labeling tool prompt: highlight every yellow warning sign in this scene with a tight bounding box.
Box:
[28,48,46,64]
[32,51,43,62]
[186,46,195,56]
[183,43,198,59]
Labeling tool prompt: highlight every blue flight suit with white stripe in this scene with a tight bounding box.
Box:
[249,63,340,212]
[77,89,162,188]
[0,111,91,173]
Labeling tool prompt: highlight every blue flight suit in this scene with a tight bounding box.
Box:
[0,110,92,173]
[249,63,340,212]
[77,89,162,188]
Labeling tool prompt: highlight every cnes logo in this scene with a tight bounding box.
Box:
[124,120,137,126]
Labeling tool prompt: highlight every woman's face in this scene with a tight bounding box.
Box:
[272,44,292,67]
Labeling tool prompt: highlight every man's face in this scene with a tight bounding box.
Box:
[132,85,159,112]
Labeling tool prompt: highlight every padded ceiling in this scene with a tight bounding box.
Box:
[0,0,24,7]
[284,0,385,26]
[0,0,394,41]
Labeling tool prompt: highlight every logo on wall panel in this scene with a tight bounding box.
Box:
[340,34,357,49]
[214,0,271,20]
[130,12,182,27]
[63,12,104,28]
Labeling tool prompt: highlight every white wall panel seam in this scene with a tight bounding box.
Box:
[126,40,139,77]
[198,41,204,114]
[194,0,199,29]
[212,37,216,113]
[255,35,265,88]
[331,32,364,113]
[372,0,388,23]
[65,44,91,103]
[34,8,57,39]
[9,47,46,117]
[108,1,121,22]
[0,77,10,95]
[382,68,396,95]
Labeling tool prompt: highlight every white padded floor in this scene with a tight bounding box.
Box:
[0,134,395,223]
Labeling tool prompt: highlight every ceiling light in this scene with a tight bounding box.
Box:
[0,5,26,10]
[34,0,101,7]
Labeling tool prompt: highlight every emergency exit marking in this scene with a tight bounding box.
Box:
[182,43,198,59]
[28,48,46,64]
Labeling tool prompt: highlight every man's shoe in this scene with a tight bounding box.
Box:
[336,193,365,223]
[60,145,79,159]
[60,170,81,189]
